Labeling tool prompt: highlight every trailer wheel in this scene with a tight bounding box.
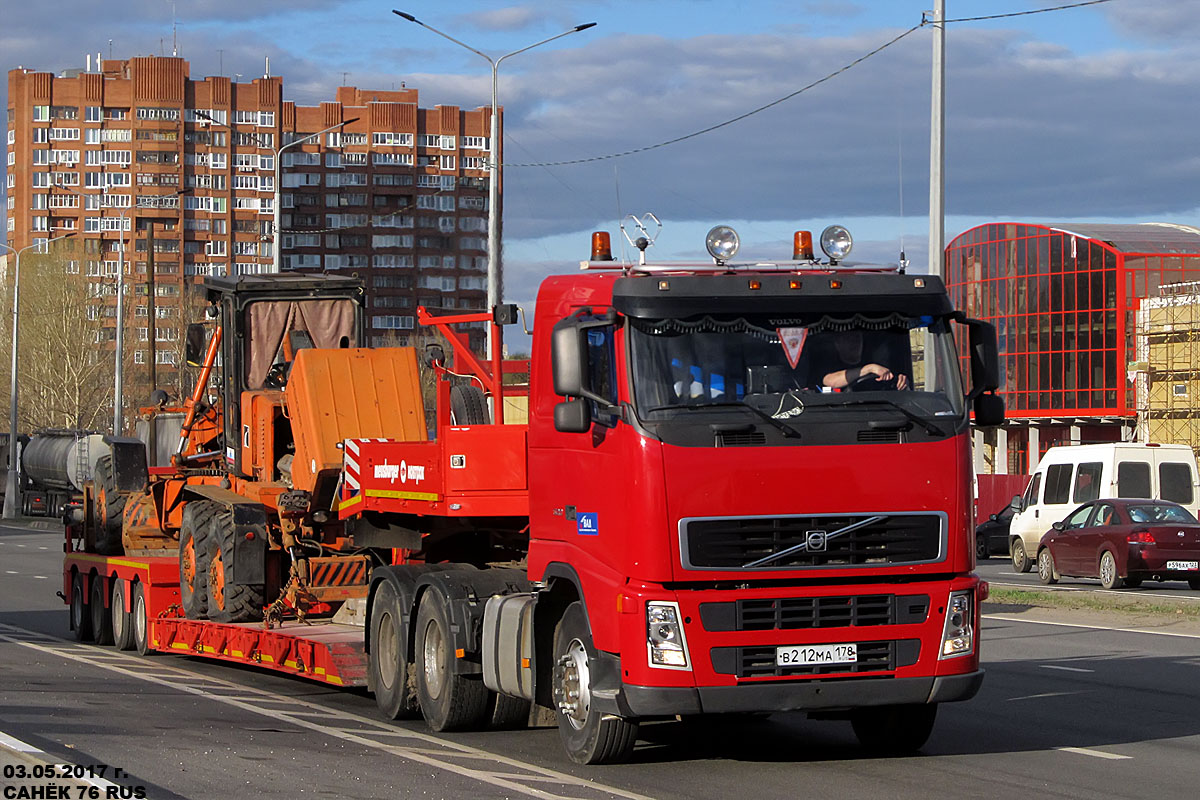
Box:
[89,573,114,646]
[70,572,93,643]
[415,588,490,731]
[111,578,135,651]
[92,455,126,556]
[487,692,531,730]
[132,582,155,657]
[369,581,420,720]
[850,703,938,754]
[552,601,639,764]
[206,508,265,623]
[179,500,217,619]
[450,384,491,425]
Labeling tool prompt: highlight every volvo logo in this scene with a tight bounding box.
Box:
[805,530,828,552]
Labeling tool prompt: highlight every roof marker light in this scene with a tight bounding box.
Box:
[748,279,761,290]
[789,279,802,289]
[658,280,670,291]
[914,278,925,288]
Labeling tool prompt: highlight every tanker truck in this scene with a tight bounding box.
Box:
[11,430,110,518]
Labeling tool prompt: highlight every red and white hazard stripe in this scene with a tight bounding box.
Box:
[343,438,361,493]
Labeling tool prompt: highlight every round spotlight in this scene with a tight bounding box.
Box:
[705,226,740,263]
[820,225,853,261]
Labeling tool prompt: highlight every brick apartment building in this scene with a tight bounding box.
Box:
[4,55,496,370]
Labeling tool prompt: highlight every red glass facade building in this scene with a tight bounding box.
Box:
[945,222,1200,474]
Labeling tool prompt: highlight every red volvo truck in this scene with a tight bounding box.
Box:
[63,225,1003,764]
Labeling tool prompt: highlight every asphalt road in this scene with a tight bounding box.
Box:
[4,523,1200,800]
[977,554,1200,599]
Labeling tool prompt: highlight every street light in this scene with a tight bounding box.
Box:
[193,111,357,273]
[392,10,597,357]
[2,232,77,519]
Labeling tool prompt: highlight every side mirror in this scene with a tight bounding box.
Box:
[1051,521,1065,531]
[973,392,1005,427]
[1010,494,1025,512]
[554,399,592,433]
[551,319,588,398]
[963,317,1001,397]
[185,323,208,367]
[989,514,999,522]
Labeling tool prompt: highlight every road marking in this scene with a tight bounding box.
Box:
[0,622,654,800]
[4,570,16,574]
[33,575,47,580]
[986,580,1200,603]
[1057,746,1132,760]
[1039,664,1094,673]
[986,614,1200,640]
[1006,691,1086,701]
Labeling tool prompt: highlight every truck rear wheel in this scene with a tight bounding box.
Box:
[552,601,639,764]
[70,572,93,643]
[488,692,532,730]
[369,581,420,720]
[850,703,938,754]
[89,573,114,646]
[92,455,126,556]
[415,588,490,731]
[111,577,135,651]
[132,582,155,656]
[206,509,265,623]
[179,500,217,619]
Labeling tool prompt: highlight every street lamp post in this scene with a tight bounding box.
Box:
[392,10,596,357]
[194,112,356,273]
[2,233,77,519]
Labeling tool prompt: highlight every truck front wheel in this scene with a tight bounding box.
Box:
[415,588,490,731]
[370,581,420,720]
[552,601,638,764]
[850,703,938,754]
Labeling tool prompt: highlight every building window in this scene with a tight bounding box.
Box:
[32,106,50,122]
[136,107,180,121]
[85,106,102,123]
[49,128,79,141]
[373,315,415,330]
[462,136,488,150]
[373,132,414,147]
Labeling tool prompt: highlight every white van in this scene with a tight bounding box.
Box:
[1008,443,1200,572]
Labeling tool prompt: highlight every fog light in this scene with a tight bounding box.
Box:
[939,590,974,659]
[819,225,853,261]
[705,226,740,263]
[646,600,691,670]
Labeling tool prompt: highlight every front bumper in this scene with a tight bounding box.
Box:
[597,669,985,718]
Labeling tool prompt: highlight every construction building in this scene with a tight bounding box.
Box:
[945,222,1200,477]
[4,55,496,377]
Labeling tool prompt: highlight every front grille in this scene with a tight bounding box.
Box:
[681,513,944,570]
[699,594,930,632]
[711,639,921,678]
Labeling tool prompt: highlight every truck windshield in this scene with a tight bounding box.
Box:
[628,313,965,427]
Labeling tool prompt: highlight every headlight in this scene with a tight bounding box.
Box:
[820,225,853,261]
[939,590,975,659]
[705,225,740,263]
[646,600,691,670]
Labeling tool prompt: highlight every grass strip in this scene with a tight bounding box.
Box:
[985,586,1200,621]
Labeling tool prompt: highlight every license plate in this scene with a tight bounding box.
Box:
[1167,560,1199,571]
[776,643,857,667]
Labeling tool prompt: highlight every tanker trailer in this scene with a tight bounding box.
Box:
[20,430,110,517]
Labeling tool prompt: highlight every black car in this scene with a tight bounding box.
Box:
[976,505,1014,559]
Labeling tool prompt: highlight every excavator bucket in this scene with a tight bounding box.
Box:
[286,347,428,505]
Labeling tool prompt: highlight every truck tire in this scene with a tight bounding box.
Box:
[111,578,135,651]
[92,455,126,556]
[369,581,421,720]
[415,588,490,731]
[132,582,155,657]
[850,703,938,754]
[89,573,114,646]
[552,601,639,764]
[179,500,217,619]
[206,508,265,623]
[487,692,531,730]
[70,571,93,643]
[450,384,491,425]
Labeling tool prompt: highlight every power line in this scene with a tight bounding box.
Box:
[507,0,1120,169]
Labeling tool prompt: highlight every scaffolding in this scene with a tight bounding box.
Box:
[1137,281,1200,462]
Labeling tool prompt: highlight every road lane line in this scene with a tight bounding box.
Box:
[1039,664,1093,673]
[1057,746,1132,760]
[0,728,125,790]
[1006,691,1088,701]
[0,622,654,800]
[985,614,1200,640]
[986,580,1200,603]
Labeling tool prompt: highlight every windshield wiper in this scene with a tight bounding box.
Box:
[832,398,946,436]
[643,401,802,439]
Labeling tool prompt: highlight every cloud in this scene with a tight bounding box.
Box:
[1104,0,1200,43]
[453,5,541,32]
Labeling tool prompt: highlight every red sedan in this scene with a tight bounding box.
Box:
[1036,498,1200,590]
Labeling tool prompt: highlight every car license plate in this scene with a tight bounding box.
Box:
[1167,560,1199,571]
[776,643,857,667]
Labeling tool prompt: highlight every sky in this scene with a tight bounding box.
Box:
[3,0,1199,332]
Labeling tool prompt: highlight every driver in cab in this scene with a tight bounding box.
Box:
[816,329,908,391]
